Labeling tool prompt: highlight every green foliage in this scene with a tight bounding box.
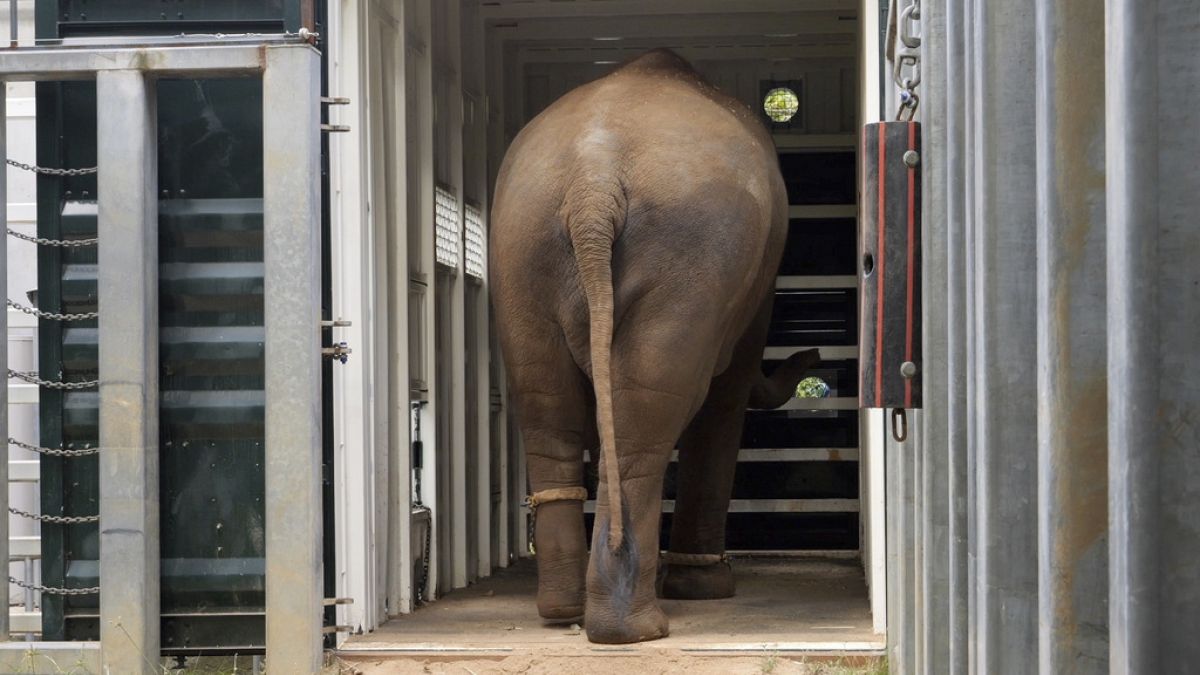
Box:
[795,376,830,399]
[763,87,800,122]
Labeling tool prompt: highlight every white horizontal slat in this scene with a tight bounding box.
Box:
[10,536,40,558]
[582,499,859,514]
[5,203,38,224]
[776,275,857,290]
[765,345,858,360]
[771,396,859,411]
[583,447,858,463]
[788,205,857,219]
[7,383,39,405]
[739,447,859,462]
[9,611,41,634]
[7,308,38,329]
[8,460,39,482]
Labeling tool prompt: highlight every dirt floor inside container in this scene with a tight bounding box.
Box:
[337,555,884,674]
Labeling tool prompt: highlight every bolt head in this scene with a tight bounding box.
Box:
[903,150,920,167]
[900,361,918,378]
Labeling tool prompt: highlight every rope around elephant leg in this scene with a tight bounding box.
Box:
[661,551,730,566]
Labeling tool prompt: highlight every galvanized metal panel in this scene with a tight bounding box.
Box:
[1106,0,1200,670]
[1033,0,1110,672]
[942,0,970,670]
[969,1,1040,671]
[262,43,324,674]
[917,0,952,669]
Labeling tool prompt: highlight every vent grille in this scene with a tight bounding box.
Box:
[464,203,486,279]
[434,185,459,268]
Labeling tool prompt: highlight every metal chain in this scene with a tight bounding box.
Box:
[7,228,97,248]
[893,0,922,120]
[7,299,98,322]
[8,576,99,596]
[9,437,100,457]
[8,370,99,390]
[9,506,99,524]
[414,504,432,604]
[5,158,97,177]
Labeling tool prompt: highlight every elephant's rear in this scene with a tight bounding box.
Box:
[489,49,787,645]
[491,50,787,350]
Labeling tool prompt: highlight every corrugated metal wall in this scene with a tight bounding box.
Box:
[893,0,1200,672]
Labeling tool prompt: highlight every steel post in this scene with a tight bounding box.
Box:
[97,69,160,674]
[970,1,1040,672]
[0,85,8,643]
[943,0,970,670]
[1033,0,1109,672]
[963,0,980,669]
[918,0,952,670]
[263,44,324,674]
[1105,0,1200,671]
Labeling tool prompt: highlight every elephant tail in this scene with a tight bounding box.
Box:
[566,182,626,553]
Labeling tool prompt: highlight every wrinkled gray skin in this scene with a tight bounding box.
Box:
[490,49,819,644]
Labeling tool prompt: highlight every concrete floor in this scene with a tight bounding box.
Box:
[340,555,882,656]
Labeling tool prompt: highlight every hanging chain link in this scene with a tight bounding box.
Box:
[893,0,922,120]
[9,437,101,457]
[7,299,98,322]
[5,158,97,177]
[8,370,99,390]
[413,504,432,604]
[8,576,100,596]
[7,228,97,248]
[9,506,99,525]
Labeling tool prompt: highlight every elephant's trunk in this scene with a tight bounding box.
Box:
[566,178,626,553]
[748,348,822,409]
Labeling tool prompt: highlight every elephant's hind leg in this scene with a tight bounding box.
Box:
[507,339,593,622]
[659,366,753,600]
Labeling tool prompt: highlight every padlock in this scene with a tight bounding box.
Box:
[859,120,922,410]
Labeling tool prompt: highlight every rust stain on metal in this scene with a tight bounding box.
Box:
[1047,0,1108,663]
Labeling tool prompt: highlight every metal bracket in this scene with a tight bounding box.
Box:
[322,341,352,364]
[320,319,352,328]
[321,123,350,133]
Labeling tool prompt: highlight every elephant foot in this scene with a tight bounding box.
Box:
[659,557,735,600]
[584,603,669,644]
[536,590,585,623]
[532,500,588,623]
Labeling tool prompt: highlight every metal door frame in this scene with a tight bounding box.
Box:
[0,39,325,674]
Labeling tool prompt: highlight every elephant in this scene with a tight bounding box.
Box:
[489,48,820,644]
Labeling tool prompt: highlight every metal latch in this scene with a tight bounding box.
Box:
[323,342,352,364]
[321,319,353,328]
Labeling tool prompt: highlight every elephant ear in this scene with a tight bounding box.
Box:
[748,348,822,410]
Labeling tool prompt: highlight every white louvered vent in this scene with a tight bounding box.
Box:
[464,203,486,279]
[434,185,460,268]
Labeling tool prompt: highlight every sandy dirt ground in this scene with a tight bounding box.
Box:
[335,557,883,675]
[341,649,882,675]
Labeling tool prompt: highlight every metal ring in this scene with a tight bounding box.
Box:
[891,408,909,443]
